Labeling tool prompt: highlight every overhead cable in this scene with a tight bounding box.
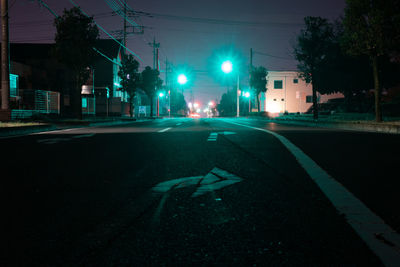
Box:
[68,0,143,62]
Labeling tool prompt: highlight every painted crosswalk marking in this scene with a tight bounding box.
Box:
[207,132,218,141]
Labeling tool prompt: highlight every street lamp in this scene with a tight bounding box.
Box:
[243,91,251,113]
[221,60,239,117]
[177,74,188,86]
[157,91,165,117]
[221,60,233,74]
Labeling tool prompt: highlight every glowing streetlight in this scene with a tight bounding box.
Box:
[243,91,251,113]
[177,74,188,85]
[221,60,233,74]
[221,60,239,117]
[157,91,165,117]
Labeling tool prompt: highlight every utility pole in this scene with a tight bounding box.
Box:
[123,0,127,53]
[149,37,160,70]
[165,58,171,117]
[249,48,253,112]
[149,38,160,116]
[1,0,10,111]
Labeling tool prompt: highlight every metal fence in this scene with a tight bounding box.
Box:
[82,96,96,115]
[35,90,60,114]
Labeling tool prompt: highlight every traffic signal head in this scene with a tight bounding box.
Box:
[177,74,188,85]
[221,60,233,74]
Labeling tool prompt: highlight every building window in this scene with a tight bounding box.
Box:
[293,79,298,84]
[274,80,283,89]
[306,95,313,103]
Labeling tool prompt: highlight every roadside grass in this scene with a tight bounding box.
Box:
[0,122,45,128]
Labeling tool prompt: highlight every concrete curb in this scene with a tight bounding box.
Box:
[270,118,400,134]
[0,119,149,138]
[0,124,57,137]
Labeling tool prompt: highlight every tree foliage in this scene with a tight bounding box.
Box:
[217,89,236,117]
[249,66,267,112]
[294,16,335,120]
[118,54,140,117]
[170,89,187,115]
[53,7,99,118]
[343,0,400,121]
[140,66,163,117]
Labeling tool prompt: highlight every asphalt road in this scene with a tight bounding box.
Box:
[2,118,400,266]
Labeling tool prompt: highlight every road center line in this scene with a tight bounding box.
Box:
[158,127,172,133]
[225,120,400,266]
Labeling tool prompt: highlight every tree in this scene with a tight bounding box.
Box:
[118,54,140,117]
[294,16,335,120]
[140,66,163,117]
[53,7,99,119]
[249,66,267,112]
[217,89,236,117]
[313,20,374,111]
[170,89,187,115]
[343,0,400,122]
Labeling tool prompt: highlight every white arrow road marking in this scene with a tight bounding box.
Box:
[191,169,242,197]
[152,176,203,193]
[207,132,218,141]
[152,167,243,197]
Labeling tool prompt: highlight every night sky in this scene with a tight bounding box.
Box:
[8,0,346,107]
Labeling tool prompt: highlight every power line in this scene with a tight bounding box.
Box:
[103,0,141,30]
[68,0,142,62]
[128,10,303,28]
[253,50,294,61]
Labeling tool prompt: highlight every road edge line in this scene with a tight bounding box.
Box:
[224,119,400,266]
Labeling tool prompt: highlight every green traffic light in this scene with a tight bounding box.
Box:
[221,60,233,74]
[177,74,188,85]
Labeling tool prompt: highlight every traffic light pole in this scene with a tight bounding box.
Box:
[1,0,10,111]
[236,74,240,117]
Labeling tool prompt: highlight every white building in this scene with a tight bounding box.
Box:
[260,71,344,114]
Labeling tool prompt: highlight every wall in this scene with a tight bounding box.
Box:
[262,71,344,113]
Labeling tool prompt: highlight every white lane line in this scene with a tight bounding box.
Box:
[158,127,172,133]
[207,132,218,141]
[225,120,400,266]
[31,128,76,135]
[72,133,95,138]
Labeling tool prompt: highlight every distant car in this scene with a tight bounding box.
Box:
[189,113,200,118]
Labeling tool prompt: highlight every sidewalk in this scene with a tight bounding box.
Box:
[0,117,146,138]
[256,113,400,134]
